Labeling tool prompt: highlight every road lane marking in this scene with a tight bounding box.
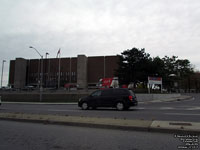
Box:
[135,107,145,110]
[165,113,200,116]
[186,107,200,110]
[47,109,82,112]
[160,107,173,110]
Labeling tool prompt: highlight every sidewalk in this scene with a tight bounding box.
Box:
[0,112,199,134]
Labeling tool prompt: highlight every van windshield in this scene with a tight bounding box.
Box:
[91,90,102,97]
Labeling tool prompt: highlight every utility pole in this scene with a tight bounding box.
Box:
[29,46,43,102]
[45,52,49,88]
[57,49,61,89]
[1,60,6,88]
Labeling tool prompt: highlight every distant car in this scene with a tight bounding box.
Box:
[22,86,35,91]
[78,88,138,110]
[0,86,12,91]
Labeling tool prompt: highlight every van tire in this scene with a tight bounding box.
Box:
[81,102,89,110]
[116,102,124,111]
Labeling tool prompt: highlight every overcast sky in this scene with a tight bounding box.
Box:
[0,0,200,86]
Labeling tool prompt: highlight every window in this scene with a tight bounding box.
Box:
[91,90,101,97]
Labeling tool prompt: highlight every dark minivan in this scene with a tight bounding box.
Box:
[78,88,138,110]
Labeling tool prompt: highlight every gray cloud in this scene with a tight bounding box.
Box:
[0,0,200,86]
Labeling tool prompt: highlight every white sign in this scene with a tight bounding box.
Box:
[148,77,162,85]
[148,77,163,93]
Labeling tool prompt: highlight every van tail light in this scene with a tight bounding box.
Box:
[129,96,133,101]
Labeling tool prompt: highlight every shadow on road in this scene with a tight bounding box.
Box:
[78,108,139,112]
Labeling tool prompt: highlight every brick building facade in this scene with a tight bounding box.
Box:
[9,55,119,89]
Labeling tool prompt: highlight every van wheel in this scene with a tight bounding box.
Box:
[116,102,124,111]
[81,102,89,110]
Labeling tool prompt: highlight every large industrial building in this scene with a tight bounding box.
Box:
[8,55,119,89]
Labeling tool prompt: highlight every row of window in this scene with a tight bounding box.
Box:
[28,72,76,83]
[29,72,76,77]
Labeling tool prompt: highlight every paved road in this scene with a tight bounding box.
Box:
[1,95,200,122]
[1,120,197,150]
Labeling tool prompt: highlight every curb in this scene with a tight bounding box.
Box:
[0,112,199,134]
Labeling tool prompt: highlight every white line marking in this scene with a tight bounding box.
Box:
[186,107,200,110]
[165,113,200,116]
[136,107,145,110]
[48,109,81,112]
[160,107,173,110]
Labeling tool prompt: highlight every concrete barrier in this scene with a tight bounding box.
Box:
[0,93,88,102]
[136,93,181,102]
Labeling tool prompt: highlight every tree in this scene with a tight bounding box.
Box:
[161,56,194,90]
[176,59,194,78]
[116,48,194,90]
[151,56,165,77]
[115,47,152,86]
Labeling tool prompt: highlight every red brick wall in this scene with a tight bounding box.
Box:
[105,56,119,78]
[87,56,119,84]
[9,55,119,87]
[88,56,104,83]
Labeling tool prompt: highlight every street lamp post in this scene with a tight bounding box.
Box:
[45,52,49,59]
[1,60,6,88]
[169,74,176,93]
[29,46,43,102]
[45,52,49,87]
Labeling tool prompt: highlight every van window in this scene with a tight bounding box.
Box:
[91,90,102,97]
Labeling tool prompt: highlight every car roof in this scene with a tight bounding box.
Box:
[101,88,129,91]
